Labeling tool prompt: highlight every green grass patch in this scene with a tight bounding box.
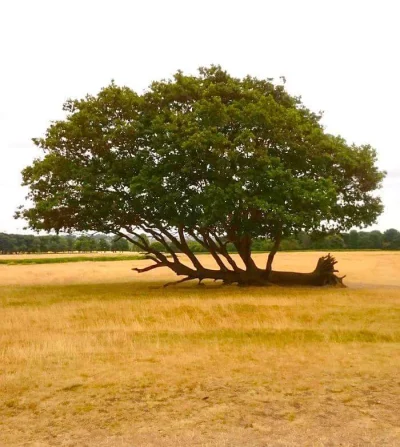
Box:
[148,329,400,344]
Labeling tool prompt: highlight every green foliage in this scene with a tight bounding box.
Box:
[345,230,360,249]
[18,66,384,247]
[187,241,208,252]
[383,229,400,249]
[280,237,302,251]
[97,238,110,252]
[0,233,76,254]
[0,233,115,254]
[74,236,98,252]
[111,238,130,252]
[311,234,345,250]
[150,241,167,252]
[251,238,273,252]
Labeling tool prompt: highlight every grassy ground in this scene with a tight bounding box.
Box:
[0,254,145,265]
[1,252,400,446]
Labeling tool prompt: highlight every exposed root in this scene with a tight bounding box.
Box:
[316,254,346,287]
[268,253,347,287]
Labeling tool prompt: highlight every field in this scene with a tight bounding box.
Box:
[1,252,400,446]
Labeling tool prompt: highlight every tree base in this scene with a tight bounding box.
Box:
[268,254,346,287]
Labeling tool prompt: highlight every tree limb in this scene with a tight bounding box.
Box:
[266,232,282,275]
[132,263,165,274]
[200,231,229,272]
[119,229,169,265]
[210,232,241,272]
[140,226,181,264]
[176,224,206,271]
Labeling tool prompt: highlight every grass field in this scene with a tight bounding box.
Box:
[1,252,400,446]
[0,254,145,266]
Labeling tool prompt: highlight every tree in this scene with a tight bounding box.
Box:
[0,233,15,254]
[383,229,400,249]
[297,232,312,249]
[150,241,167,253]
[98,238,110,252]
[31,237,42,253]
[346,230,360,249]
[323,234,345,249]
[65,235,76,252]
[280,237,302,251]
[111,237,129,252]
[368,231,383,249]
[17,66,385,286]
[74,236,94,252]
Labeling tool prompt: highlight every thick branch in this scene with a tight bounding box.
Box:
[266,232,282,275]
[117,231,146,251]
[132,263,165,274]
[141,226,180,264]
[176,225,206,271]
[122,226,204,284]
[119,230,169,265]
[202,233,229,271]
[233,234,258,272]
[191,230,229,272]
[211,232,241,272]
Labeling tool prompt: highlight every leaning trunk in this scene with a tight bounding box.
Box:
[123,230,346,288]
[267,254,346,287]
[133,253,346,288]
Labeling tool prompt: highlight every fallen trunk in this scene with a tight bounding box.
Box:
[133,253,346,288]
[267,254,346,287]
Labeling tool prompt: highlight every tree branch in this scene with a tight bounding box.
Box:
[118,230,169,265]
[266,231,282,275]
[233,234,257,272]
[200,231,229,272]
[151,224,206,272]
[210,232,241,272]
[132,263,165,274]
[140,226,181,264]
[117,231,144,249]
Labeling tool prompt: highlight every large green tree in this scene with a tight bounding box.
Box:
[17,66,385,285]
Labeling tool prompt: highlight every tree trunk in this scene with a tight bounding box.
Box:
[121,229,346,288]
[266,233,281,276]
[133,253,346,288]
[267,254,346,287]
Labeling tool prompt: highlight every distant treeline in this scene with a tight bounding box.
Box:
[0,234,130,254]
[1,229,399,254]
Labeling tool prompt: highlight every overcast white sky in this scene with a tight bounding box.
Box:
[1,0,399,233]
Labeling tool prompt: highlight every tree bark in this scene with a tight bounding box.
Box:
[266,233,281,276]
[267,254,346,287]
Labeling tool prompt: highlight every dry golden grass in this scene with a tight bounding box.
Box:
[1,251,400,288]
[0,252,141,260]
[1,252,400,446]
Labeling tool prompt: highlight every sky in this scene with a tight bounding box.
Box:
[1,0,399,233]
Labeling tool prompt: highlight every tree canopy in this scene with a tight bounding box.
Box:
[18,66,385,285]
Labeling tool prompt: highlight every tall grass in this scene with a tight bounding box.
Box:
[1,253,400,446]
[0,254,145,265]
